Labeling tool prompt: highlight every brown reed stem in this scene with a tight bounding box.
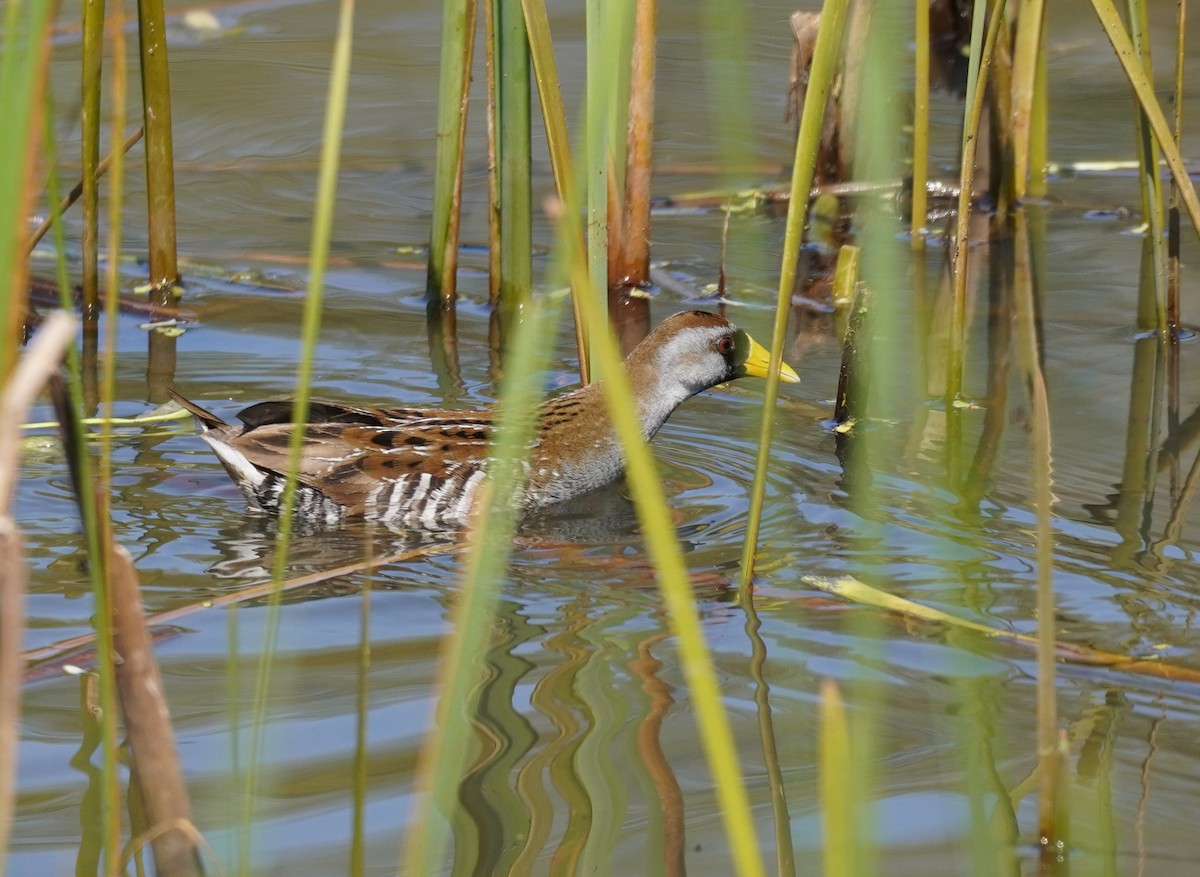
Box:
[0,314,78,867]
[109,543,202,876]
[28,127,145,255]
[615,0,656,288]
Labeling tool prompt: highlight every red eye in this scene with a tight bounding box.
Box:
[716,335,734,355]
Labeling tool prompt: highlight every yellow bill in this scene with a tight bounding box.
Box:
[740,334,801,383]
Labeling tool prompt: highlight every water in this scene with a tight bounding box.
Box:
[13,0,1200,873]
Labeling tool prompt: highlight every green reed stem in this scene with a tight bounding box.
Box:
[739,0,850,590]
[239,2,355,870]
[136,0,180,296]
[911,0,930,246]
[948,0,1006,404]
[497,0,532,319]
[399,291,565,875]
[1010,0,1045,200]
[81,0,104,316]
[818,680,853,877]
[427,0,476,306]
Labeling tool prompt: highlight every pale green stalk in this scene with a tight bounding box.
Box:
[819,680,853,877]
[399,291,565,874]
[552,205,766,877]
[239,2,356,871]
[739,0,851,588]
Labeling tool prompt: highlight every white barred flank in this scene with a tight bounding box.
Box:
[359,463,490,528]
[252,472,346,526]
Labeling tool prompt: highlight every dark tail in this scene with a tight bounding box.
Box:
[167,388,229,430]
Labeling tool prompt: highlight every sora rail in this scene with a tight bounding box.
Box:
[171,310,800,529]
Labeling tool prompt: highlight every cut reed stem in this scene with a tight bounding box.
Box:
[136,0,180,297]
[81,0,105,316]
[911,0,930,246]
[427,0,477,306]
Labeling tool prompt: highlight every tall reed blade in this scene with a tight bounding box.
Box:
[0,0,54,376]
[399,291,563,875]
[739,0,850,588]
[554,192,768,877]
[239,1,357,868]
[819,680,854,877]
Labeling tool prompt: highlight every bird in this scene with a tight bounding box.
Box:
[170,310,800,529]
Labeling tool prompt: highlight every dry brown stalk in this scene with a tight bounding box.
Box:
[108,543,203,877]
[0,312,78,865]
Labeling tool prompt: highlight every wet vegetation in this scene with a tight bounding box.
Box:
[4,0,1200,874]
